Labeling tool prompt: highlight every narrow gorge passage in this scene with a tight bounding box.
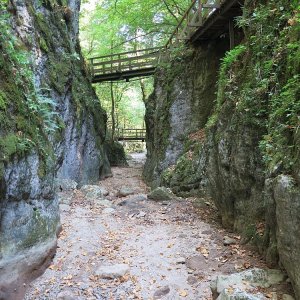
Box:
[24,153,280,300]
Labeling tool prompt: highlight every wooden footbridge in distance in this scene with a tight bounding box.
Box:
[116,128,146,142]
[90,0,244,83]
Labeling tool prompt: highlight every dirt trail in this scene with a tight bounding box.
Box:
[24,153,271,300]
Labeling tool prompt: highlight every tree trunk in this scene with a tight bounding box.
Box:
[110,82,116,141]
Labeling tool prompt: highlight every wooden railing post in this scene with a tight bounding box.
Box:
[198,0,203,25]
[90,58,94,77]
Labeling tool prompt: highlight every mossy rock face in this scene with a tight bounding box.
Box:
[143,39,227,187]
[104,141,128,167]
[144,1,300,297]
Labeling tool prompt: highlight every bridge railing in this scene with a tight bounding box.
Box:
[90,47,163,78]
[116,128,146,141]
[166,0,221,48]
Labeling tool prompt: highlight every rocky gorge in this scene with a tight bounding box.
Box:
[0,0,299,299]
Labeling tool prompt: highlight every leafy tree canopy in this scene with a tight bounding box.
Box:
[80,0,190,56]
[79,0,190,139]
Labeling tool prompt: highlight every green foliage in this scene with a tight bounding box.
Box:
[95,80,150,130]
[80,0,190,56]
[208,0,300,173]
[260,75,300,169]
[217,45,247,107]
[79,0,192,134]
[27,90,60,134]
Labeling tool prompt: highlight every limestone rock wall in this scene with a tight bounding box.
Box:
[0,0,111,297]
[144,1,300,297]
[144,40,228,187]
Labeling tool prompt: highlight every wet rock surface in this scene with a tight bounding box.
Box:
[24,154,294,299]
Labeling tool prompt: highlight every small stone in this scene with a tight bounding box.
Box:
[223,236,236,246]
[59,204,71,212]
[118,187,134,197]
[57,290,78,300]
[153,286,170,299]
[187,275,197,285]
[94,199,113,207]
[95,264,129,279]
[176,257,186,264]
[186,255,207,270]
[282,294,295,300]
[102,208,115,214]
[178,233,187,238]
[212,268,286,295]
[130,194,147,202]
[136,211,146,218]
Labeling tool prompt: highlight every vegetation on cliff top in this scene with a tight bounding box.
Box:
[209,0,300,175]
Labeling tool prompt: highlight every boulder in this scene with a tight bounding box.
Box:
[117,187,134,197]
[147,187,176,201]
[223,236,237,246]
[57,179,78,191]
[80,185,109,199]
[216,289,265,300]
[211,268,287,299]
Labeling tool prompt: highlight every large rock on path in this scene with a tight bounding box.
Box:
[95,264,130,279]
[148,187,177,201]
[81,185,109,199]
[117,187,134,197]
[216,289,265,300]
[211,268,287,300]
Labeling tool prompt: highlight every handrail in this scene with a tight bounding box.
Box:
[91,47,163,61]
[166,0,198,48]
[165,0,221,48]
[92,51,161,67]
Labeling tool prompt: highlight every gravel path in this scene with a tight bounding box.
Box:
[24,153,271,300]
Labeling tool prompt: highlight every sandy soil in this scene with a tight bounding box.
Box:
[24,153,291,300]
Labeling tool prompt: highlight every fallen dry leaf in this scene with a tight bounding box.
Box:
[179,290,188,297]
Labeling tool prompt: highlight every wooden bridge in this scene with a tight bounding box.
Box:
[116,128,146,142]
[90,48,162,83]
[90,0,244,83]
